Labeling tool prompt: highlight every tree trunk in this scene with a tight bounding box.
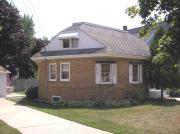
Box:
[161,88,164,99]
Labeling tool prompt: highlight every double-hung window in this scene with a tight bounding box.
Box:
[60,63,70,81]
[129,63,143,84]
[95,62,117,84]
[49,63,57,81]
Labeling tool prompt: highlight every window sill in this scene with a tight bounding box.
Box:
[98,82,115,85]
[129,82,143,84]
[60,79,70,82]
[49,79,57,82]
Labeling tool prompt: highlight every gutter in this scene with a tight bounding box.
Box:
[31,53,150,62]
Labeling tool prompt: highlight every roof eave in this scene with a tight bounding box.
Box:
[31,53,150,62]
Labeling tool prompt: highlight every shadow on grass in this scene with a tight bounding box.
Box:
[146,99,180,107]
[14,97,58,109]
[13,97,180,111]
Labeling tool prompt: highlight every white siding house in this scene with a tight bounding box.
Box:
[0,66,10,97]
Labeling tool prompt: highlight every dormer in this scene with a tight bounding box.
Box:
[58,32,79,49]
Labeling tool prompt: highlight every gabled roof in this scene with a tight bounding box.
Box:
[0,66,10,74]
[33,22,150,60]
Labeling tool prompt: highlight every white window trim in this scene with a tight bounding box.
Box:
[129,63,143,84]
[95,63,117,85]
[52,95,61,102]
[60,62,70,81]
[49,63,57,81]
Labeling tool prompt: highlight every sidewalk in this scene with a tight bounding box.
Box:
[0,98,112,134]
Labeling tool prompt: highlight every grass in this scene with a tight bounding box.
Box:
[11,98,180,134]
[14,91,26,95]
[0,119,21,134]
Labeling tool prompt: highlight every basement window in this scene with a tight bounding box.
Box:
[52,96,61,106]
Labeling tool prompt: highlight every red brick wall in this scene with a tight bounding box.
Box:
[37,58,148,102]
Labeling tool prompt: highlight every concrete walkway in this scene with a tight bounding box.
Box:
[0,98,112,134]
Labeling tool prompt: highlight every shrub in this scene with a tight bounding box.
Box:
[169,89,180,97]
[25,87,38,99]
[126,88,146,102]
[61,101,96,108]
[129,99,140,106]
[60,100,131,108]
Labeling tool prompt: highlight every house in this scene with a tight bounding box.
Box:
[0,66,10,97]
[128,22,172,98]
[128,22,169,46]
[31,22,150,103]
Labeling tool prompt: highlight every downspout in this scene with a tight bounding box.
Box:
[43,46,48,97]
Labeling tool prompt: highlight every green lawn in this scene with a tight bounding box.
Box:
[15,91,26,95]
[0,120,21,134]
[11,98,180,134]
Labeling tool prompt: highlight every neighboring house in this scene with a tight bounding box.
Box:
[128,22,169,46]
[0,66,10,97]
[31,22,150,103]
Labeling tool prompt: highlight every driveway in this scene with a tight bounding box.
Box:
[0,98,111,134]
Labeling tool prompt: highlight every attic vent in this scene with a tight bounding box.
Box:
[52,96,61,106]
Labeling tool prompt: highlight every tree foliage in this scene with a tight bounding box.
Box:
[21,15,35,40]
[0,0,29,76]
[20,15,48,78]
[0,0,48,78]
[126,0,180,98]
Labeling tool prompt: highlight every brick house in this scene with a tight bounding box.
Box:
[32,22,150,103]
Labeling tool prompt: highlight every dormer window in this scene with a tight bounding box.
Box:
[72,38,78,48]
[58,32,79,49]
[62,38,79,48]
[63,39,70,48]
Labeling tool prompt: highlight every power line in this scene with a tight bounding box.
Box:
[22,0,31,15]
[27,0,46,37]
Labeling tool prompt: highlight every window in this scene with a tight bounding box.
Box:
[72,38,78,48]
[49,63,57,81]
[129,63,142,84]
[60,63,70,81]
[95,62,117,84]
[62,38,78,48]
[52,96,61,106]
[132,64,138,82]
[63,39,70,48]
[101,64,111,82]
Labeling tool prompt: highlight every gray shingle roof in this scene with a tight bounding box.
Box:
[78,23,150,58]
[34,22,150,59]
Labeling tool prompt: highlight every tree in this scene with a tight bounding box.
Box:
[0,0,48,78]
[20,15,48,78]
[21,15,35,39]
[0,0,29,77]
[126,0,180,99]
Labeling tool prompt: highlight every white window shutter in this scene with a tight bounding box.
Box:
[95,63,101,84]
[139,64,143,84]
[129,64,132,83]
[111,63,117,84]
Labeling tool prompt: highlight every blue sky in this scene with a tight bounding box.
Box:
[10,0,142,39]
